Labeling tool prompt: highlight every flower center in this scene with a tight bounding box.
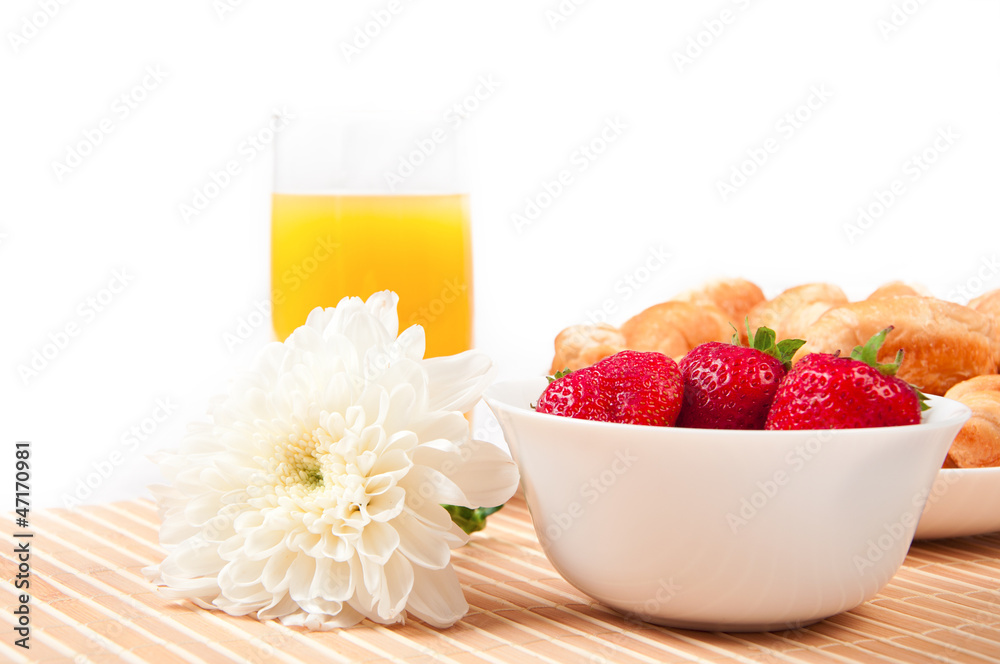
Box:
[271,430,328,491]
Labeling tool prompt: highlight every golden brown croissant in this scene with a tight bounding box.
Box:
[867,281,930,300]
[621,301,730,359]
[672,278,765,328]
[970,289,1000,355]
[779,301,838,342]
[970,288,1000,318]
[550,323,626,373]
[794,297,998,395]
[943,375,1000,468]
[747,283,848,340]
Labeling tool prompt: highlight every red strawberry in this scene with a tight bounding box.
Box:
[536,350,683,426]
[764,327,925,430]
[677,325,804,429]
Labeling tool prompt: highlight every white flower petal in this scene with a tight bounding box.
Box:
[311,557,356,603]
[364,290,400,339]
[394,511,452,570]
[410,412,470,449]
[319,533,354,562]
[422,350,496,413]
[341,306,394,357]
[355,557,380,612]
[258,592,299,620]
[365,486,406,522]
[287,556,316,601]
[413,439,520,509]
[261,550,297,593]
[406,566,469,628]
[399,464,469,508]
[357,520,400,565]
[220,557,267,588]
[281,603,363,630]
[215,595,269,616]
[157,538,225,579]
[183,492,225,527]
[303,306,338,335]
[395,324,425,362]
[380,382,419,434]
[147,574,219,602]
[407,500,461,534]
[377,552,414,620]
[366,451,413,494]
[243,528,287,560]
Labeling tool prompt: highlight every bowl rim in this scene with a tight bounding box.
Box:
[484,377,972,437]
[937,465,1000,476]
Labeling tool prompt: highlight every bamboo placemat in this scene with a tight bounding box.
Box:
[3,493,1000,664]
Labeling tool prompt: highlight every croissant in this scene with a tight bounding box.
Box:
[747,283,848,340]
[778,301,838,341]
[867,281,930,300]
[551,323,626,373]
[943,375,1000,468]
[970,289,1000,355]
[794,297,999,395]
[672,278,765,328]
[970,288,1000,318]
[621,301,730,359]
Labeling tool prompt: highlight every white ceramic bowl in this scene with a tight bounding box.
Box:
[485,378,970,632]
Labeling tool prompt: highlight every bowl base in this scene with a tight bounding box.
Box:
[622,610,828,633]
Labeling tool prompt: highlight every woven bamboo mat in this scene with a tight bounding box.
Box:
[3,493,1000,664]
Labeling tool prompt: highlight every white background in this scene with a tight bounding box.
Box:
[2,0,998,509]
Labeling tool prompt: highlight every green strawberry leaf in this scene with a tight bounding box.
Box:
[547,368,572,383]
[729,322,742,346]
[847,326,930,412]
[775,339,807,365]
[732,317,805,371]
[442,504,504,535]
[849,326,903,376]
[751,326,777,352]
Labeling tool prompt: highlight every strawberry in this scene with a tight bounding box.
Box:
[536,350,683,426]
[677,325,805,429]
[764,327,925,430]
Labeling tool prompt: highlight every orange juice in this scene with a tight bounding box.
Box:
[270,193,473,358]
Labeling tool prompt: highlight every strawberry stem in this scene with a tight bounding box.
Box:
[732,318,805,371]
[547,368,572,384]
[848,326,930,411]
[849,326,903,376]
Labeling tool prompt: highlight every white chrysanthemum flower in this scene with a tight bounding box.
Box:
[144,291,519,629]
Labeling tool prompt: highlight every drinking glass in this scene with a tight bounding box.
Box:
[271,113,473,358]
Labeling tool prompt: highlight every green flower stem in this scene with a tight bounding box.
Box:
[442,504,504,535]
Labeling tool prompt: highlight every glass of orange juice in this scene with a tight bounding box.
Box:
[270,113,473,358]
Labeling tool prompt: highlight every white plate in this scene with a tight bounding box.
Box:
[914,467,1000,539]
